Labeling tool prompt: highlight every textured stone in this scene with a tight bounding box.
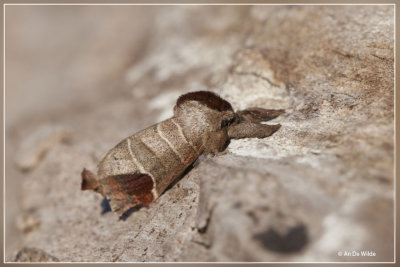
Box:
[14,247,59,262]
[5,5,394,262]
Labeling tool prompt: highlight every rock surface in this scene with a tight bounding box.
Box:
[5,5,394,262]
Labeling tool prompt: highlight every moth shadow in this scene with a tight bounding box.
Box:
[100,198,143,221]
[100,198,112,214]
[119,205,143,221]
[164,159,199,192]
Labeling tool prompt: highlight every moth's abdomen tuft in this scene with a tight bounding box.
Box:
[81,168,99,191]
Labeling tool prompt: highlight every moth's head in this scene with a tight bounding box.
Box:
[174,91,237,131]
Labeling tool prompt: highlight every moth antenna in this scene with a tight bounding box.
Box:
[237,108,285,123]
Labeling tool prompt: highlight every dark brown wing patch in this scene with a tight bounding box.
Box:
[177,91,233,112]
[115,173,154,206]
[102,173,155,215]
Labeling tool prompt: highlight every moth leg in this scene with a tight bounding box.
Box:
[203,130,229,156]
[228,121,281,139]
[237,108,285,123]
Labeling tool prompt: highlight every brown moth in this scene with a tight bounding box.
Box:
[81,91,284,216]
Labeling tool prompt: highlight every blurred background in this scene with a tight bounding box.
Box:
[5,5,394,262]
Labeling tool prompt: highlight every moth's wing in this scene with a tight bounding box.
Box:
[237,108,285,123]
[101,173,155,216]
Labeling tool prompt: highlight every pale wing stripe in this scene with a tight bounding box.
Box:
[139,138,167,169]
[126,138,145,173]
[156,123,185,164]
[171,118,197,152]
[126,138,159,199]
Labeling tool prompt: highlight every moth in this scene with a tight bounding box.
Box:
[81,91,284,216]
